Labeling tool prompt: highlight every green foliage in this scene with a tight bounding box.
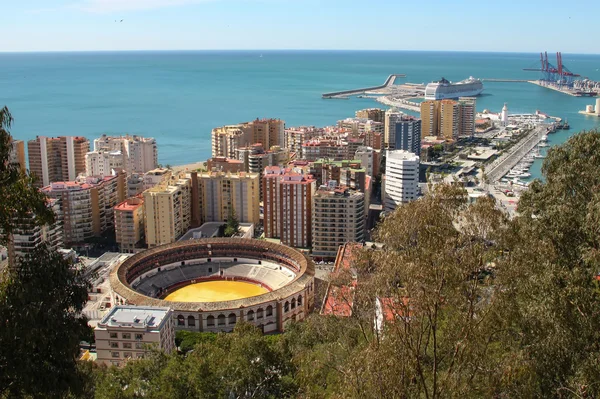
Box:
[0,245,91,398]
[223,208,240,237]
[175,330,217,353]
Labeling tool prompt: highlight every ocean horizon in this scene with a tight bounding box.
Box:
[1,50,599,178]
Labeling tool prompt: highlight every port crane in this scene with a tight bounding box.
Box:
[523,51,581,87]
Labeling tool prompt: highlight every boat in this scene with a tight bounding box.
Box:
[424,76,484,100]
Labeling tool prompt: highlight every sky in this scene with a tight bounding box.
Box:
[1,0,598,53]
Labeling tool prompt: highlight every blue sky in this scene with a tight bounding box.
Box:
[2,0,598,53]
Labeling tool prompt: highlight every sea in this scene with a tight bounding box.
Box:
[1,50,599,180]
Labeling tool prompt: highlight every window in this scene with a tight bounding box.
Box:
[298,295,303,305]
[135,333,143,340]
[109,332,118,339]
[266,305,273,317]
[207,315,215,327]
[217,314,226,326]
[124,352,132,359]
[257,308,264,319]
[123,342,132,349]
[247,310,255,321]
[135,342,143,349]
[136,353,144,359]
[228,313,236,325]
[122,333,131,339]
[177,315,185,326]
[188,316,195,327]
[291,298,296,309]
[284,301,290,312]
[111,352,120,358]
[110,342,119,348]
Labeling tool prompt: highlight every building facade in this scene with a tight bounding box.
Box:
[312,185,365,259]
[263,167,316,248]
[28,136,90,187]
[143,176,192,248]
[387,115,422,155]
[42,173,126,245]
[384,150,419,213]
[115,197,145,253]
[95,306,175,367]
[194,171,260,226]
[93,134,158,174]
[10,140,26,173]
[85,150,125,177]
[355,108,386,123]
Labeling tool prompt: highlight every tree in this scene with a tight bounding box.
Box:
[0,107,54,264]
[0,107,91,398]
[491,130,600,397]
[224,208,240,237]
[0,245,91,398]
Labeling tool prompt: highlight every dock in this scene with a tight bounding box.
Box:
[482,79,531,83]
[322,74,406,99]
[529,80,598,97]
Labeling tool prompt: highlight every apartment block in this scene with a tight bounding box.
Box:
[85,150,125,177]
[193,171,260,226]
[458,97,476,138]
[211,125,252,158]
[284,126,324,155]
[42,173,126,245]
[7,198,63,264]
[95,306,175,367]
[263,167,316,248]
[355,146,379,178]
[9,140,26,173]
[386,113,422,155]
[338,118,384,137]
[420,101,441,138]
[143,176,192,247]
[28,136,89,187]
[384,150,419,213]
[302,139,349,162]
[114,197,145,253]
[245,118,285,149]
[440,100,460,141]
[237,144,289,199]
[312,185,366,259]
[143,168,171,191]
[206,157,244,173]
[93,134,158,174]
[355,108,386,123]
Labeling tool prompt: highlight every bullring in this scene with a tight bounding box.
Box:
[110,238,315,334]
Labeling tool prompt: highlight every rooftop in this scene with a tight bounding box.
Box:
[97,305,171,330]
[115,197,144,212]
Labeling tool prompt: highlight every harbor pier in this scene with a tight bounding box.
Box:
[322,74,406,99]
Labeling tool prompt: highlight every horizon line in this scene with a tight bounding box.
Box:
[1,49,599,56]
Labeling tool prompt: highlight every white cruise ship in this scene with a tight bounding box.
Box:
[424,77,484,100]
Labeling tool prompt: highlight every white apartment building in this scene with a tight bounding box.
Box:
[355,146,375,177]
[95,306,175,367]
[93,134,158,174]
[384,150,420,213]
[85,150,125,177]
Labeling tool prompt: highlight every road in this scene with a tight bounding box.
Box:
[485,126,547,182]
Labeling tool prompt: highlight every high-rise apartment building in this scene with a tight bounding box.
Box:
[7,198,63,265]
[386,114,422,155]
[458,97,476,138]
[85,150,125,177]
[355,146,378,178]
[95,306,175,367]
[93,134,158,174]
[284,126,324,154]
[143,176,192,248]
[143,168,172,191]
[420,101,441,138]
[312,185,365,259]
[302,139,349,162]
[263,167,316,248]
[42,173,126,245]
[420,99,475,140]
[384,150,419,213]
[211,125,252,158]
[237,144,289,200]
[440,100,460,141]
[338,118,384,137]
[193,171,260,226]
[247,118,285,149]
[355,108,386,123]
[114,197,145,253]
[9,140,26,173]
[28,136,90,187]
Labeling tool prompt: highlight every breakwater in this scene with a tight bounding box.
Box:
[322,74,406,99]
